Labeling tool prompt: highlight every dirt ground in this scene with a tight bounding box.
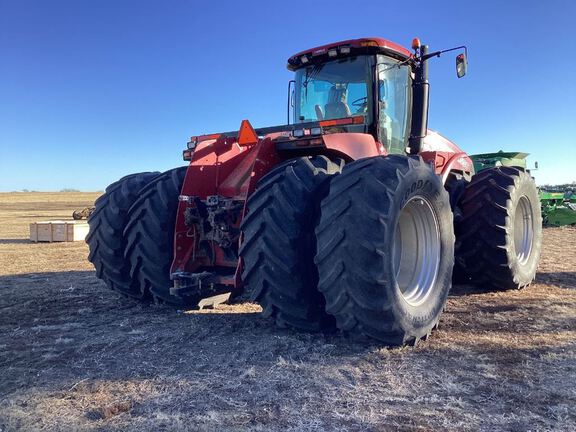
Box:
[0,192,574,431]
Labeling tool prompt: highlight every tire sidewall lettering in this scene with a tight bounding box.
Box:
[401,175,440,208]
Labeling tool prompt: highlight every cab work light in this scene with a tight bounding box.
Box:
[340,46,351,54]
[328,49,337,57]
[293,129,305,138]
[293,127,322,138]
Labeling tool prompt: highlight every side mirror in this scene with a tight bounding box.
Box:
[456,53,467,78]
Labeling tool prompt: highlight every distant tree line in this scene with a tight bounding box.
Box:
[540,183,576,193]
[16,188,82,193]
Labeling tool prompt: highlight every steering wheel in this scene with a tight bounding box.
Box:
[351,96,367,107]
[351,96,368,114]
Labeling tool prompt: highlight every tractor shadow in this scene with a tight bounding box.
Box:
[450,283,494,296]
[535,272,576,289]
[0,270,381,396]
[450,271,576,296]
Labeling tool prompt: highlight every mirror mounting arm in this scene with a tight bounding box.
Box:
[419,45,467,62]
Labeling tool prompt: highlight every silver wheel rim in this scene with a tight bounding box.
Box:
[514,195,534,265]
[393,196,441,307]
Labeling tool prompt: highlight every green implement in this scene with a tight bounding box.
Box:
[469,151,576,226]
[469,151,528,173]
[540,191,576,226]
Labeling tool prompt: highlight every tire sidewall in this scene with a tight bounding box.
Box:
[506,173,542,285]
[380,160,454,332]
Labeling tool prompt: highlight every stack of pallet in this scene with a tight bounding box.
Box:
[29,221,89,242]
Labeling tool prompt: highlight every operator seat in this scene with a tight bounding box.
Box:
[324,86,351,119]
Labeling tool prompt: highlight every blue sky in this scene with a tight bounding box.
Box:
[1,0,574,191]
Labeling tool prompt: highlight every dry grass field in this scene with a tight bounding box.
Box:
[0,192,575,431]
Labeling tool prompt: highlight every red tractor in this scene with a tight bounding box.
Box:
[87,37,542,346]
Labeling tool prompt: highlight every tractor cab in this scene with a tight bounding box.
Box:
[288,37,467,155]
[289,38,413,154]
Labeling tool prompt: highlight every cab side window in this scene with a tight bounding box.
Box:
[377,59,412,154]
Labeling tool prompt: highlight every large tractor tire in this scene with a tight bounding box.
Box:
[123,167,193,306]
[455,166,542,290]
[86,172,160,298]
[315,156,454,345]
[240,156,344,331]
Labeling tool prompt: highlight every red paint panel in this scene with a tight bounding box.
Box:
[323,133,385,160]
[171,137,252,274]
[420,151,474,184]
[170,131,281,278]
[422,130,465,154]
[420,130,474,181]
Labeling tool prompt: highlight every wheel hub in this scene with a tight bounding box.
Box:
[514,195,534,265]
[393,196,441,306]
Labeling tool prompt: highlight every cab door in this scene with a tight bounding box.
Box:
[377,57,413,154]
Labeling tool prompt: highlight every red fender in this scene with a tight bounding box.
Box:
[322,132,386,160]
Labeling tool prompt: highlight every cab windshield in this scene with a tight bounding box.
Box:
[294,56,373,125]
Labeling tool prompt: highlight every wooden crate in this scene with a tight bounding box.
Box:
[29,221,90,242]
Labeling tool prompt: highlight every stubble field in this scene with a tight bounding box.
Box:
[0,192,575,431]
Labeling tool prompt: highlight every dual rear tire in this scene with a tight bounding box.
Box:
[86,172,159,300]
[454,166,542,289]
[240,156,344,331]
[87,168,198,307]
[241,155,455,345]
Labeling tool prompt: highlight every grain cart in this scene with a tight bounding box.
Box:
[87,37,542,345]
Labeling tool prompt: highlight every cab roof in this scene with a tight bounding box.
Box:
[287,37,412,70]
